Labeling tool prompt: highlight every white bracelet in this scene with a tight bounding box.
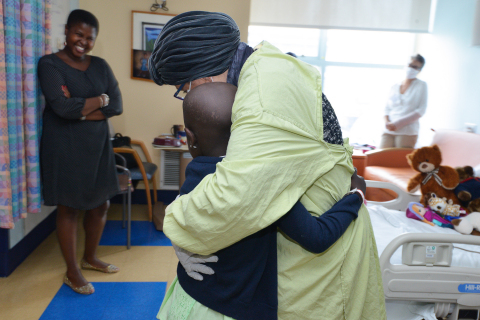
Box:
[347,188,367,205]
[80,115,86,121]
[356,189,367,205]
[101,93,109,107]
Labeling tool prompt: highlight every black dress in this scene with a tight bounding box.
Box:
[38,54,123,210]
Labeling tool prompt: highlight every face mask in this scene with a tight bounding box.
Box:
[405,67,419,79]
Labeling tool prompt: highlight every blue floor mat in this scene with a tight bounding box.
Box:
[40,282,167,320]
[100,221,172,246]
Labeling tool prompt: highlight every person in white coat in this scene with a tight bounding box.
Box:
[380,54,428,148]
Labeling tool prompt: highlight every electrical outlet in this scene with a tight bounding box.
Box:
[465,123,477,133]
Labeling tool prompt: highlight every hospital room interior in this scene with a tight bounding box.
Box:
[1,0,480,319]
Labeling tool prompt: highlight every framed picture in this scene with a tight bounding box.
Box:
[142,22,164,52]
[131,11,176,81]
[132,50,152,79]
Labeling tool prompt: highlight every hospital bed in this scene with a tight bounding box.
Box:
[366,180,480,320]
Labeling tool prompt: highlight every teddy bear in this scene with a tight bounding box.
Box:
[425,192,447,215]
[451,212,480,236]
[455,166,480,213]
[407,145,460,205]
[426,193,462,217]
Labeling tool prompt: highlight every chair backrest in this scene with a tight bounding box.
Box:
[115,153,132,194]
[431,129,480,168]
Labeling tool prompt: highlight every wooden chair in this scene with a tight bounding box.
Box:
[113,140,158,221]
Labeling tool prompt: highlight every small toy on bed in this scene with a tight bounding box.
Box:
[406,145,460,205]
[425,193,447,216]
[454,166,480,213]
[451,212,480,236]
[406,202,453,228]
[425,192,465,218]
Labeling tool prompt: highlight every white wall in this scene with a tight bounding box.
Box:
[50,0,79,52]
[8,0,78,249]
[416,0,480,146]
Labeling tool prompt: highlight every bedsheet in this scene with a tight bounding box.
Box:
[367,204,480,320]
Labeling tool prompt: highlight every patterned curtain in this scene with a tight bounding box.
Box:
[0,0,51,229]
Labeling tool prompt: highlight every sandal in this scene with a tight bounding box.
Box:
[80,258,119,273]
[63,274,95,295]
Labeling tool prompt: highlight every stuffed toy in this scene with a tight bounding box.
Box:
[455,166,480,213]
[426,193,463,217]
[407,145,460,205]
[426,193,447,215]
[451,212,480,236]
[443,199,463,217]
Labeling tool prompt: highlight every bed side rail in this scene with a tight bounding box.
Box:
[380,233,480,305]
[366,180,421,210]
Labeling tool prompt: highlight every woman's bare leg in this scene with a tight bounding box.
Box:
[83,201,111,268]
[57,205,89,287]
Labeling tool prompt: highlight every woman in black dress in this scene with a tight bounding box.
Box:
[38,9,122,295]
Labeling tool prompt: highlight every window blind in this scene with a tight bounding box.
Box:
[473,0,480,46]
[250,0,433,32]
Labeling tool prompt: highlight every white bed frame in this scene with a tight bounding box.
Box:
[366,180,480,320]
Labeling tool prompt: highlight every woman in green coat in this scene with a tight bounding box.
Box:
[149,11,386,320]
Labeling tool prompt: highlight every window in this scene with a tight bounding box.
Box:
[248,26,320,57]
[248,26,417,146]
[325,29,415,65]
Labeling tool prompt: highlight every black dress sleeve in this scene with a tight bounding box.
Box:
[276,194,362,253]
[37,57,86,120]
[100,60,123,118]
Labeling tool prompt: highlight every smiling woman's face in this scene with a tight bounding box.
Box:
[64,22,97,59]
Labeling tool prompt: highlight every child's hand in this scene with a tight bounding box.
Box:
[350,168,366,196]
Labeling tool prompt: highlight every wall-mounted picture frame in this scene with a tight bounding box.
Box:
[132,49,152,79]
[142,22,164,51]
[131,11,176,81]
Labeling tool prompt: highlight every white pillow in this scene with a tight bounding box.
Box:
[474,163,480,177]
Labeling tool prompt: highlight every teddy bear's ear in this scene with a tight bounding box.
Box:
[465,166,474,177]
[406,153,413,166]
[432,144,440,152]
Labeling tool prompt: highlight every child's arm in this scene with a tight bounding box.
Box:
[276,193,362,254]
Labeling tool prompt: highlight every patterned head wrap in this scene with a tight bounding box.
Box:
[149,11,241,86]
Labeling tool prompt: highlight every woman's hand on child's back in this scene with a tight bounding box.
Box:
[173,243,219,281]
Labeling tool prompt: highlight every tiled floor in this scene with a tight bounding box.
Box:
[0,204,178,320]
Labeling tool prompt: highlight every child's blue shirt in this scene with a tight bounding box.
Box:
[177,156,362,320]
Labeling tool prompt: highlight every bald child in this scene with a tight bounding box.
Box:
[158,82,365,320]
